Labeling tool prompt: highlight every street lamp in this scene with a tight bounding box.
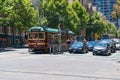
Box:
[88,2,92,10]
[58,15,66,52]
[92,3,97,12]
[58,16,63,46]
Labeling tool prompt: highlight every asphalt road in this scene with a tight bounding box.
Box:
[0,48,120,80]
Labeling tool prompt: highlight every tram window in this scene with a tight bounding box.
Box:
[62,35,66,42]
[23,32,28,39]
[25,33,28,39]
[39,33,44,38]
[29,34,32,39]
[29,34,38,39]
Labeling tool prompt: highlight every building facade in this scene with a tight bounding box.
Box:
[92,0,117,25]
[0,26,22,48]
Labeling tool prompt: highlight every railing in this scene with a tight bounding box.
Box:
[49,44,70,54]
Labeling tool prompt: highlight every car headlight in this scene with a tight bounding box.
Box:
[93,48,97,51]
[78,47,82,50]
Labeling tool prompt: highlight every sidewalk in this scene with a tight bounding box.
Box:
[0,47,17,52]
[0,48,5,52]
[0,48,29,60]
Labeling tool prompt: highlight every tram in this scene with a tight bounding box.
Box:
[28,26,75,53]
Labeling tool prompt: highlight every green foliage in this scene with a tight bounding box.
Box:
[87,11,117,37]
[111,0,120,19]
[91,11,104,21]
[65,0,89,34]
[43,0,68,28]
[64,2,79,33]
[105,22,117,35]
[11,0,39,32]
[42,0,89,34]
[117,28,120,37]
[0,0,39,32]
[0,0,12,26]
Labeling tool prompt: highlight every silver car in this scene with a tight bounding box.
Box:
[113,39,120,50]
[93,42,111,56]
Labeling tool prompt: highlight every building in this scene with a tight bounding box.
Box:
[92,0,117,26]
[0,25,22,48]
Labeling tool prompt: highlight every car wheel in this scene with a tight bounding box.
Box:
[106,51,109,56]
[113,49,116,53]
[85,48,88,53]
[109,52,111,55]
[93,52,96,55]
[69,50,72,53]
[111,48,116,53]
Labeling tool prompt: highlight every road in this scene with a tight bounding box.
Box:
[0,48,120,80]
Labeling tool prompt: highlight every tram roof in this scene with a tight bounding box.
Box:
[29,27,75,35]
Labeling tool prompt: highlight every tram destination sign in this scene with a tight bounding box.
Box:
[31,28,40,32]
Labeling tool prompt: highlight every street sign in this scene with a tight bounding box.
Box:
[95,33,99,39]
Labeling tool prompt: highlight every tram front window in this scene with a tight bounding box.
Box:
[29,33,38,39]
[29,33,44,39]
[39,33,44,39]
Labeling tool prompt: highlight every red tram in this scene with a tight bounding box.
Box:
[28,27,75,53]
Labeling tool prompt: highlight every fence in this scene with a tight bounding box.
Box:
[49,44,70,54]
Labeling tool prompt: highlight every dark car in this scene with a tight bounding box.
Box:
[100,39,116,53]
[87,41,98,51]
[69,41,88,53]
[113,39,120,50]
[93,42,111,56]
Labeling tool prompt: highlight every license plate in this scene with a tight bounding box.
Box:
[97,51,101,53]
[73,50,76,52]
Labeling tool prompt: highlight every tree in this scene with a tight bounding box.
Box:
[43,0,68,28]
[10,0,39,32]
[86,11,116,38]
[105,22,117,36]
[0,0,39,33]
[0,0,12,27]
[111,0,120,36]
[42,0,89,34]
[111,0,120,19]
[64,2,80,33]
[117,28,120,37]
[65,0,89,34]
[86,12,105,37]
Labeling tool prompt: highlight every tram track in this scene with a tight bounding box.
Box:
[0,69,119,80]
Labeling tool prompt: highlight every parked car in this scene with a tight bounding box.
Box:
[87,41,98,51]
[100,39,116,53]
[113,39,120,50]
[93,42,111,56]
[69,41,88,53]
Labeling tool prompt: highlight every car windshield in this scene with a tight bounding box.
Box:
[100,39,112,44]
[88,41,96,46]
[95,43,107,47]
[113,39,120,44]
[72,42,83,47]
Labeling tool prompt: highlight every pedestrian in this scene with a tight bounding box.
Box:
[66,39,71,45]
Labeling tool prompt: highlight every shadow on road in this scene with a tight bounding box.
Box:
[0,48,16,52]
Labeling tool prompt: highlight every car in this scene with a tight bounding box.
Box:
[113,39,120,50]
[69,41,88,53]
[22,44,28,48]
[93,42,111,56]
[87,41,98,51]
[100,39,116,53]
